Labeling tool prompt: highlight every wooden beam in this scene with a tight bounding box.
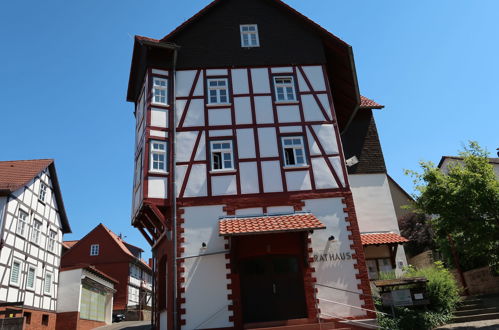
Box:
[138,226,154,246]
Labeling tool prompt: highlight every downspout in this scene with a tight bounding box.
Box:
[171,46,179,330]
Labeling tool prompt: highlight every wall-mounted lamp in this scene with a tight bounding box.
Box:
[328,235,335,241]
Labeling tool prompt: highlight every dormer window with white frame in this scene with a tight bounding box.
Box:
[90,244,99,256]
[16,209,29,237]
[240,24,259,47]
[150,140,168,173]
[282,136,307,167]
[152,77,168,105]
[207,78,229,105]
[39,182,48,202]
[274,76,297,102]
[210,141,234,171]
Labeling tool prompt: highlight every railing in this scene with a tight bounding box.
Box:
[313,283,393,329]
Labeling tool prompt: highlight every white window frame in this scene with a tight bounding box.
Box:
[31,219,42,245]
[47,230,57,253]
[39,182,48,202]
[149,140,168,173]
[43,271,53,295]
[282,136,307,167]
[273,76,297,102]
[240,24,260,47]
[152,77,168,105]
[16,209,29,237]
[210,140,235,171]
[26,265,37,290]
[10,258,22,286]
[90,244,100,256]
[207,78,230,105]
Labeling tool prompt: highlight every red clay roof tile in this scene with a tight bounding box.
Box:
[360,95,384,109]
[0,159,53,193]
[219,213,326,236]
[361,233,408,246]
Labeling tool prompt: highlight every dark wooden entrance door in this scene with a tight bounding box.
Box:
[239,255,308,323]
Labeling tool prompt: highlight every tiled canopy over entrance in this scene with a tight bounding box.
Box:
[219,213,326,236]
[360,232,408,245]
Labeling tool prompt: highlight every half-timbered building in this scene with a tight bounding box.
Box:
[125,0,397,329]
[0,159,71,329]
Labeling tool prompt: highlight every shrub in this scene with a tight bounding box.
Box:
[376,262,461,329]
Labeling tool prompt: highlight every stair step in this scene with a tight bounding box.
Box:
[454,306,499,316]
[452,311,499,323]
[457,302,484,310]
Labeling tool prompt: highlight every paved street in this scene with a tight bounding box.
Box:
[94,320,152,330]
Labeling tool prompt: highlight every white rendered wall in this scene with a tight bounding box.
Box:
[181,205,232,330]
[306,198,365,318]
[57,269,83,313]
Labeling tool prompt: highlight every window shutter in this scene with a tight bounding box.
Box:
[11,261,20,284]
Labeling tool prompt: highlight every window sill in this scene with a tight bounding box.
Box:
[283,165,310,170]
[148,171,169,176]
[151,102,169,107]
[206,103,232,108]
[275,101,299,105]
[209,170,237,174]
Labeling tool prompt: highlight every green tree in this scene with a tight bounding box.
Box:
[406,142,499,272]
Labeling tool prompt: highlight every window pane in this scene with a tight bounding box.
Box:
[209,80,217,86]
[224,160,232,168]
[283,139,292,146]
[223,153,231,160]
[213,153,222,169]
[213,143,221,150]
[221,143,231,149]
[295,149,303,156]
[285,148,295,165]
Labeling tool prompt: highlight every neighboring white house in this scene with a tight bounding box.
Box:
[56,265,116,329]
[439,156,499,178]
[0,159,71,329]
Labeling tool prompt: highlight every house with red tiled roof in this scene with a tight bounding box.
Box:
[126,0,408,328]
[0,159,71,329]
[60,223,152,321]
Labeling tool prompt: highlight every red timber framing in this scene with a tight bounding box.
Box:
[131,64,372,329]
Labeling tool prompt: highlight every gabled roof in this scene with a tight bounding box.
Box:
[61,264,119,284]
[66,223,151,270]
[0,159,71,233]
[360,95,384,109]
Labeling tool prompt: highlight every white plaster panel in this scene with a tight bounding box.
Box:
[239,162,259,194]
[236,129,256,159]
[261,161,282,193]
[175,99,187,126]
[257,128,278,157]
[312,158,338,189]
[307,127,321,156]
[193,75,204,97]
[209,109,232,126]
[176,131,199,162]
[209,130,233,137]
[234,97,253,124]
[285,170,312,191]
[251,68,270,93]
[329,157,345,187]
[297,69,310,92]
[271,67,293,73]
[302,94,327,122]
[349,174,400,234]
[211,175,237,196]
[267,206,294,214]
[231,69,249,94]
[176,70,197,97]
[235,208,263,216]
[279,126,303,133]
[305,198,364,318]
[313,124,339,154]
[184,165,208,197]
[176,165,188,195]
[194,132,206,161]
[152,69,168,75]
[148,177,168,199]
[277,105,301,123]
[183,99,205,127]
[302,66,326,91]
[317,94,332,120]
[150,130,167,138]
[254,96,274,124]
[206,69,228,76]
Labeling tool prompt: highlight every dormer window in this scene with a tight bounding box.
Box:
[152,77,168,105]
[240,24,259,47]
[90,244,99,256]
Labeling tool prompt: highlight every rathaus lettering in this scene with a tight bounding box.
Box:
[313,252,352,262]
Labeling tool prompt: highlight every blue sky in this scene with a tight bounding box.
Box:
[1,0,497,257]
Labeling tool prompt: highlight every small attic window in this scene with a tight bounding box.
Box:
[240,24,259,47]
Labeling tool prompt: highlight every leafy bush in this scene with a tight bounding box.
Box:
[376,262,461,329]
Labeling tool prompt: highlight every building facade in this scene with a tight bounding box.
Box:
[0,159,71,329]
[56,265,116,330]
[126,1,387,329]
[61,223,153,320]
